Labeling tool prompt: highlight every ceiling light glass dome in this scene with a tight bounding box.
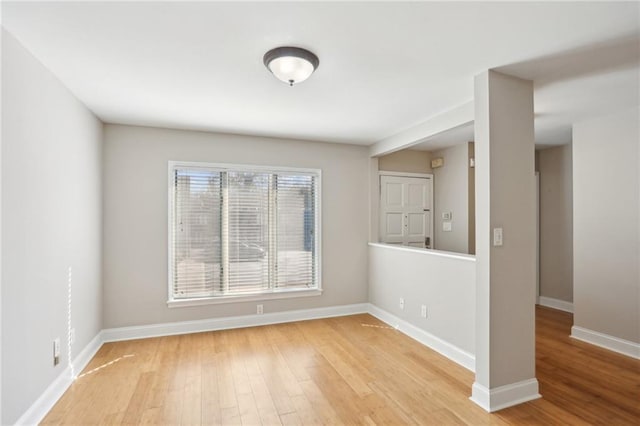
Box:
[263,46,319,86]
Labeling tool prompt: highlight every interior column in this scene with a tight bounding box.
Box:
[471,70,540,411]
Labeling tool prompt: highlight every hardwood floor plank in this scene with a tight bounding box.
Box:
[201,357,222,425]
[247,370,280,424]
[216,351,239,411]
[121,372,154,425]
[41,307,640,425]
[297,379,342,425]
[181,374,202,425]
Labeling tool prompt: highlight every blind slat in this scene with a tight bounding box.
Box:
[171,166,318,299]
[172,170,222,298]
[276,175,315,289]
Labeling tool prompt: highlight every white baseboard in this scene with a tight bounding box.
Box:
[17,302,472,425]
[15,332,103,426]
[367,304,475,372]
[102,303,369,342]
[15,304,367,424]
[538,296,574,313]
[470,378,541,412]
[70,331,105,378]
[571,326,640,359]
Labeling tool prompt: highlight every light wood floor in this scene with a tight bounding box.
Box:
[42,306,639,425]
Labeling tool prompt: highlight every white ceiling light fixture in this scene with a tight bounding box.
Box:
[263,46,319,86]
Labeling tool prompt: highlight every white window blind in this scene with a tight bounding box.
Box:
[226,171,270,294]
[169,163,320,301]
[172,169,222,298]
[276,174,316,289]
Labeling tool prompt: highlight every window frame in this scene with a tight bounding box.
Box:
[167,160,322,308]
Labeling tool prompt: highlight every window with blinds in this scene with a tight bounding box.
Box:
[169,162,320,302]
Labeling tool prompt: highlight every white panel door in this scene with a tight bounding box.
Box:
[380,174,433,248]
[380,179,405,244]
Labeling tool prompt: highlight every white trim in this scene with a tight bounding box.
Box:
[17,302,477,424]
[535,172,540,305]
[470,379,541,412]
[378,170,433,179]
[368,242,476,262]
[70,332,105,380]
[167,161,322,305]
[378,173,435,248]
[15,332,103,426]
[367,303,475,371]
[168,289,322,308]
[167,160,321,175]
[0,68,3,421]
[167,162,174,308]
[103,303,368,342]
[0,29,3,417]
[16,304,368,423]
[571,326,640,359]
[538,296,574,313]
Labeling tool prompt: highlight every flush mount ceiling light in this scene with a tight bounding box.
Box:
[263,46,319,86]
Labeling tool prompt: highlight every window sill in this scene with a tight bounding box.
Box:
[167,288,323,308]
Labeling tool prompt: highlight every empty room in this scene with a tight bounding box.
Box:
[1,1,639,425]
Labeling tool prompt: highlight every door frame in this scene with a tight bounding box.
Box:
[378,171,434,248]
[535,171,540,304]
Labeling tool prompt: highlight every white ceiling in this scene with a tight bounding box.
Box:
[2,2,639,147]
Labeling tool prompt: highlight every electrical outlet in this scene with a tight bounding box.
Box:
[421,305,428,318]
[257,304,263,315]
[399,298,405,310]
[53,338,61,366]
[70,328,75,345]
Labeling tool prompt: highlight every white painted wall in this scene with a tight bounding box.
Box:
[474,70,536,395]
[1,31,103,424]
[103,124,370,328]
[368,243,475,355]
[539,144,573,302]
[573,107,639,344]
[0,28,3,426]
[432,143,471,253]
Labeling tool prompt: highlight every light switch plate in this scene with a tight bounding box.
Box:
[443,221,452,232]
[493,228,503,246]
